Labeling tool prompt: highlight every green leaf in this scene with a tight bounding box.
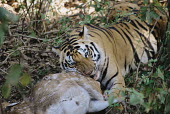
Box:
[165,94,170,113]
[41,13,46,19]
[146,11,152,24]
[0,21,8,46]
[157,68,164,80]
[156,6,165,14]
[20,72,31,86]
[95,7,102,12]
[158,88,168,104]
[0,7,18,46]
[140,7,147,21]
[150,10,159,20]
[11,50,20,57]
[143,0,148,4]
[129,89,144,105]
[6,64,22,86]
[108,95,114,106]
[0,7,19,23]
[143,102,151,113]
[1,83,11,98]
[149,59,157,62]
[0,25,5,46]
[29,31,37,37]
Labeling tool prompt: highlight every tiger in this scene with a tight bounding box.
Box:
[52,2,168,103]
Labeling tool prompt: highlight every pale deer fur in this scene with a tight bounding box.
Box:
[8,72,109,114]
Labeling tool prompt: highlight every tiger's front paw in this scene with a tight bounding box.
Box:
[103,89,125,104]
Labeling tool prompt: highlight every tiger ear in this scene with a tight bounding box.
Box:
[52,46,61,56]
[79,25,89,40]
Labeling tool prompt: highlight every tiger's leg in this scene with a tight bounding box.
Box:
[104,73,125,103]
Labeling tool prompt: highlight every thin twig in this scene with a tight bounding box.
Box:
[148,16,160,40]
[0,68,8,74]
[105,107,113,114]
[135,16,160,80]
[135,16,159,81]
[0,50,17,65]
[135,48,145,82]
[16,34,46,41]
[44,30,60,35]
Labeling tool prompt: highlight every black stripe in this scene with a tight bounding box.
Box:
[66,52,70,56]
[129,65,133,73]
[70,39,77,44]
[125,28,135,39]
[128,6,134,9]
[63,46,68,52]
[144,49,152,60]
[101,58,109,81]
[91,31,102,37]
[61,42,69,47]
[152,30,157,39]
[65,59,70,65]
[88,33,95,37]
[74,26,82,29]
[148,25,159,39]
[130,20,139,29]
[135,20,148,31]
[109,27,127,44]
[74,46,80,49]
[61,62,65,69]
[89,46,94,52]
[86,24,102,31]
[85,45,90,52]
[120,24,124,27]
[85,45,89,48]
[76,30,82,32]
[96,54,101,61]
[111,83,123,86]
[69,38,77,42]
[86,24,114,43]
[63,49,67,53]
[134,29,155,53]
[90,42,101,61]
[105,71,119,90]
[90,42,99,53]
[72,43,79,45]
[124,57,127,71]
[133,29,148,48]
[123,23,130,29]
[121,29,140,63]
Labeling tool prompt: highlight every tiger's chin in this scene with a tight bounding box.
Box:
[91,71,101,81]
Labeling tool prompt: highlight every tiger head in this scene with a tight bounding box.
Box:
[52,25,101,80]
